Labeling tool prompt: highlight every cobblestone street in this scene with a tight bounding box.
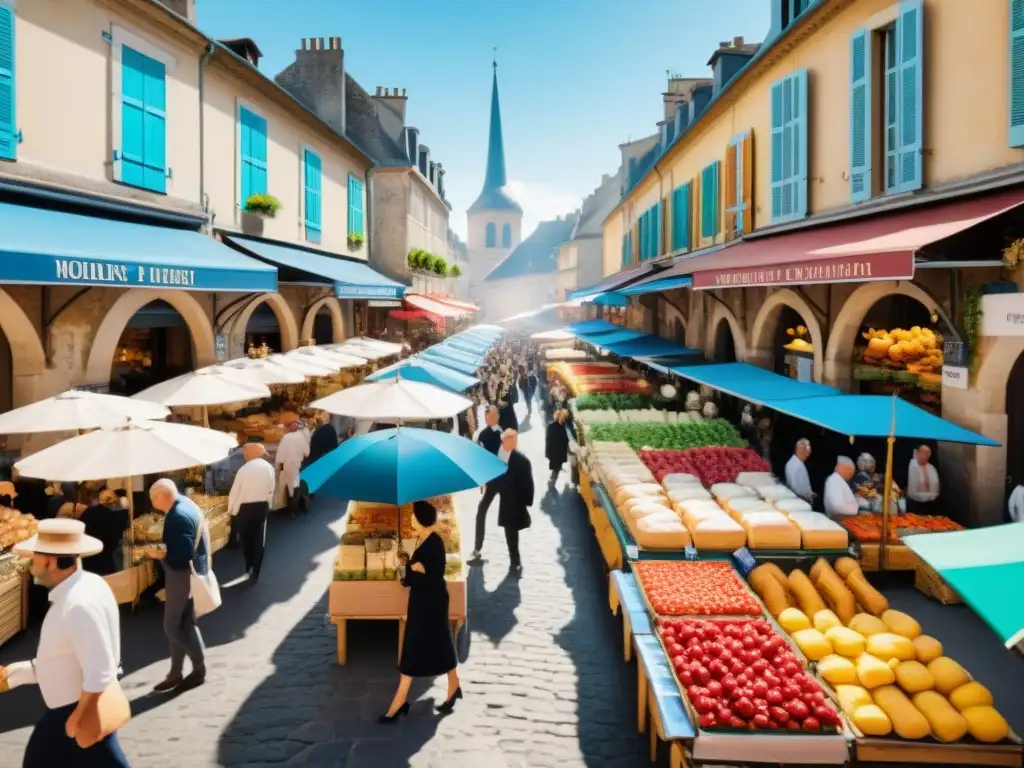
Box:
[0,400,652,767]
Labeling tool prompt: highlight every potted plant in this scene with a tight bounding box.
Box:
[244,193,281,218]
[449,264,462,278]
[348,232,365,250]
[431,256,448,277]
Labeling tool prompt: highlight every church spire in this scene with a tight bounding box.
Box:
[468,57,522,214]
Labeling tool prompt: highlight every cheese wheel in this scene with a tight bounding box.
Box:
[735,472,776,488]
[787,512,849,550]
[690,515,746,550]
[757,484,797,502]
[775,498,813,514]
[661,473,701,487]
[711,483,758,501]
[633,516,692,550]
[667,486,712,503]
[742,512,801,549]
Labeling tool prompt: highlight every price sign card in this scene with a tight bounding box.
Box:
[732,546,757,576]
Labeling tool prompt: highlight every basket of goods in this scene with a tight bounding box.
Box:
[840,514,962,543]
[0,507,38,552]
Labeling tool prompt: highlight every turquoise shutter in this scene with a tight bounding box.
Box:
[770,79,785,220]
[770,70,809,222]
[348,175,365,236]
[638,211,647,260]
[120,47,166,193]
[240,108,268,206]
[142,55,166,193]
[791,69,809,218]
[653,202,662,256]
[303,150,322,243]
[621,233,629,267]
[240,109,252,204]
[671,183,690,251]
[896,0,923,192]
[700,162,719,237]
[850,29,871,202]
[0,2,16,161]
[1011,0,1024,146]
[711,162,720,234]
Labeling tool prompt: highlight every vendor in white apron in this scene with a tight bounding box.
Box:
[274,420,308,516]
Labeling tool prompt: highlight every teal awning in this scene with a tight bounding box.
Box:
[418,349,478,375]
[0,202,277,292]
[577,328,646,346]
[226,234,405,299]
[601,334,702,359]
[667,362,840,403]
[566,319,621,334]
[619,276,693,295]
[759,394,1000,446]
[903,524,1024,647]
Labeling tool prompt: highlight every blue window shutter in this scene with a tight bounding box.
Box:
[639,212,647,260]
[1011,0,1024,146]
[897,0,923,192]
[850,29,871,202]
[712,161,720,234]
[770,79,785,221]
[347,174,364,237]
[701,163,719,237]
[485,221,496,247]
[251,111,268,196]
[0,3,16,161]
[142,56,166,193]
[120,47,146,189]
[303,150,322,243]
[771,70,809,222]
[792,69,809,218]
[654,202,662,255]
[671,184,690,252]
[240,108,252,205]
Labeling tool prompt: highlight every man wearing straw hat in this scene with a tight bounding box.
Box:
[0,518,130,766]
[229,442,276,583]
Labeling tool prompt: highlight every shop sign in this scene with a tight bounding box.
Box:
[981,293,1024,336]
[368,300,403,308]
[334,283,403,300]
[941,365,969,390]
[944,341,969,367]
[692,252,915,290]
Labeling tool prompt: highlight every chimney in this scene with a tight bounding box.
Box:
[436,163,446,199]
[417,145,430,177]
[675,102,690,136]
[688,85,713,123]
[428,161,437,187]
[404,126,420,165]
[156,0,196,24]
[708,35,760,96]
[274,36,346,135]
[374,85,408,123]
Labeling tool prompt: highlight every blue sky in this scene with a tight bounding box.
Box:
[196,0,768,240]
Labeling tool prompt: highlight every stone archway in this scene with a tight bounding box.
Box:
[0,288,47,407]
[705,301,748,362]
[301,296,345,345]
[85,289,216,385]
[749,288,825,382]
[823,281,939,389]
[227,292,299,358]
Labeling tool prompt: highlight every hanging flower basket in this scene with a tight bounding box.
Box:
[348,233,365,249]
[243,193,281,218]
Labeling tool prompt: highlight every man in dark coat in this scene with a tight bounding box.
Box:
[545,409,570,487]
[496,429,533,574]
[470,406,503,562]
[306,413,339,466]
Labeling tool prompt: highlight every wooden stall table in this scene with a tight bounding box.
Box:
[634,635,695,763]
[329,579,466,665]
[104,558,157,608]
[608,569,652,663]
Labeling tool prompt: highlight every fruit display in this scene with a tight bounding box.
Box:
[333,496,462,581]
[634,561,762,616]
[747,557,1011,744]
[860,326,943,372]
[657,617,842,732]
[841,514,963,543]
[131,489,230,544]
[784,325,814,354]
[575,393,653,411]
[640,447,769,486]
[0,507,38,552]
[584,420,745,452]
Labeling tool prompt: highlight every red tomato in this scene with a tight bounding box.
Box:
[802,716,821,732]
[752,713,770,729]
[769,706,790,724]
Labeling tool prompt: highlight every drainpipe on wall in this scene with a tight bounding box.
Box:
[198,42,216,232]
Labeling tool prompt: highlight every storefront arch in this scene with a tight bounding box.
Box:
[85,289,215,385]
[0,288,46,409]
[749,289,825,382]
[228,293,299,358]
[823,282,938,389]
[706,301,747,362]
[301,296,345,345]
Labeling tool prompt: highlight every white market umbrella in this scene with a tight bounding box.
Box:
[311,378,472,420]
[531,329,577,342]
[267,353,336,377]
[285,347,366,369]
[132,368,270,408]
[0,389,169,434]
[329,342,390,361]
[215,357,306,386]
[14,419,238,482]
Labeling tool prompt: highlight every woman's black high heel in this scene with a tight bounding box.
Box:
[436,687,463,713]
[378,702,409,724]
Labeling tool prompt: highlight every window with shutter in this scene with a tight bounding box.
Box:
[896,0,923,192]
[652,201,662,257]
[348,174,365,238]
[120,46,167,193]
[240,106,268,206]
[501,223,512,248]
[621,232,631,267]
[485,221,496,247]
[850,29,871,202]
[303,150,322,244]
[1012,0,1024,147]
[770,69,809,223]
[724,132,752,239]
[671,182,691,252]
[0,2,15,161]
[700,161,720,239]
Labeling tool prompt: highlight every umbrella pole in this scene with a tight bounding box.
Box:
[881,435,895,571]
[125,476,136,544]
[202,404,209,428]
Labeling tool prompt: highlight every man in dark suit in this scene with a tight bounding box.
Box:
[470,406,503,562]
[496,429,533,574]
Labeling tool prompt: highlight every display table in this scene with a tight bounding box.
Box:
[104,559,157,607]
[608,569,651,662]
[0,565,28,648]
[328,579,466,665]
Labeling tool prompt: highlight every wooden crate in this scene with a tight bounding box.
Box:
[915,561,962,605]
[0,573,27,647]
[860,542,918,571]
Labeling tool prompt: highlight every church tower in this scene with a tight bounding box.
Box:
[466,60,523,302]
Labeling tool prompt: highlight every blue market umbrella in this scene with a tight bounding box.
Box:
[367,357,479,393]
[422,345,483,367]
[417,351,478,377]
[446,337,492,355]
[301,427,507,504]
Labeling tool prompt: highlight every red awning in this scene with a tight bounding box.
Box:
[656,188,1024,290]
[432,296,479,312]
[404,294,467,318]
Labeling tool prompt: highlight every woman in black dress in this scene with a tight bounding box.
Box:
[379,500,461,722]
[545,409,570,486]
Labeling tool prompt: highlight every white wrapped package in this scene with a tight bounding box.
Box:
[775,498,813,514]
[757,485,797,502]
[676,498,726,516]
[667,486,712,503]
[711,483,758,501]
[742,511,801,549]
[661,473,702,488]
[689,515,746,550]
[633,515,691,549]
[735,472,777,488]
[788,511,849,549]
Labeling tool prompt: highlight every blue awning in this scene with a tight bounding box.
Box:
[759,394,1000,446]
[225,234,405,299]
[588,292,629,307]
[0,202,277,292]
[577,328,647,346]
[567,263,657,300]
[566,319,621,334]
[619,276,693,295]
[429,345,484,366]
[601,334,702,359]
[418,349,478,375]
[667,362,840,403]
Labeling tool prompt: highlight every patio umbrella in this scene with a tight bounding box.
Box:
[284,347,367,369]
[311,378,472,420]
[0,389,169,434]
[902,524,1024,648]
[328,342,391,361]
[367,357,479,393]
[132,369,270,420]
[215,357,306,386]
[301,427,507,505]
[267,352,336,377]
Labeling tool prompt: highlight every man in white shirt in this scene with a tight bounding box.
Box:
[1,519,130,767]
[229,442,276,583]
[907,445,940,514]
[276,420,309,517]
[785,439,814,503]
[824,456,860,521]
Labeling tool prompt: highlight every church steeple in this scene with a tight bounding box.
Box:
[468,58,522,213]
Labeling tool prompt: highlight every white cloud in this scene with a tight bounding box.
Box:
[504,180,580,238]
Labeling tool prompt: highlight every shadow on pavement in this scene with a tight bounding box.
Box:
[465,561,521,650]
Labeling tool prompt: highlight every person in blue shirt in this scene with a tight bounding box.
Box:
[145,478,208,693]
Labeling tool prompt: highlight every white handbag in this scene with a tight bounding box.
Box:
[190,521,222,618]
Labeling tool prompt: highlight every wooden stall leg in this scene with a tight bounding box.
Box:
[623,614,633,664]
[649,707,658,763]
[397,618,406,662]
[334,619,348,665]
[609,579,619,616]
[669,742,685,768]
[637,660,648,734]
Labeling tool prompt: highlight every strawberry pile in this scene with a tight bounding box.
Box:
[639,447,769,486]
[634,561,762,617]
[659,618,842,732]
